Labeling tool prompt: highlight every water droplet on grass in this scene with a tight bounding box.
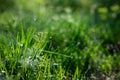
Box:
[77,42,81,46]
[17,42,23,47]
[53,63,59,66]
[1,70,5,73]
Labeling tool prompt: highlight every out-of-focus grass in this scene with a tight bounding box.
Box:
[0,0,120,80]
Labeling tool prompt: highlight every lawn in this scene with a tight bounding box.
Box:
[0,0,120,80]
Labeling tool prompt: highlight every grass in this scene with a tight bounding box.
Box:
[0,1,120,80]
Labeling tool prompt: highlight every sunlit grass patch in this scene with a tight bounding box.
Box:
[0,1,120,79]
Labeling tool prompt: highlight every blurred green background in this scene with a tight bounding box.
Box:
[0,0,120,41]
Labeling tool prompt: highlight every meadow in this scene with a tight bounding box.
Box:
[0,0,120,80]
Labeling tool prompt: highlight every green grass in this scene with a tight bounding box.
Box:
[0,1,120,80]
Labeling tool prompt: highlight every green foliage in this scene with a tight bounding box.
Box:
[0,0,120,79]
[0,0,15,12]
[44,0,81,12]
